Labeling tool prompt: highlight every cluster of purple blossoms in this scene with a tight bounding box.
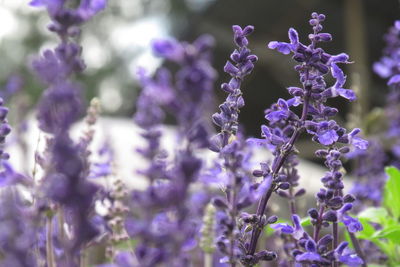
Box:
[208,25,277,266]
[374,20,400,166]
[31,0,106,265]
[127,35,217,266]
[241,12,367,266]
[348,139,387,208]
[0,0,382,265]
[0,97,36,267]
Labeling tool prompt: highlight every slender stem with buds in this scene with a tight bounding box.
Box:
[248,90,311,256]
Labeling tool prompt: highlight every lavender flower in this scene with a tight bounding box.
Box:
[246,12,367,265]
[32,1,106,264]
[271,215,363,266]
[207,25,277,266]
[374,20,400,166]
[127,35,217,266]
[0,190,38,267]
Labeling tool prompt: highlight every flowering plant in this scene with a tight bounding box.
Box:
[0,1,399,267]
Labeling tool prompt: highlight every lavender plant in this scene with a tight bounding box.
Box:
[209,25,277,266]
[0,1,395,266]
[31,0,106,265]
[126,35,217,266]
[241,12,368,266]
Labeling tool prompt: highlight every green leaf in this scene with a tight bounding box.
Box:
[358,207,388,224]
[357,218,376,240]
[300,217,311,227]
[384,167,400,219]
[373,225,400,245]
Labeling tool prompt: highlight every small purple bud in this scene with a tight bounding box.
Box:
[343,194,356,203]
[294,188,306,197]
[267,215,278,224]
[279,182,290,190]
[255,250,277,261]
[318,33,332,42]
[322,210,338,222]
[224,61,239,75]
[0,124,11,136]
[0,107,9,121]
[221,83,234,93]
[308,208,319,219]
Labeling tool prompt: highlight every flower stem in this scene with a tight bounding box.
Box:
[313,205,325,241]
[332,221,339,267]
[204,253,213,267]
[46,216,55,267]
[248,91,311,256]
[348,231,368,267]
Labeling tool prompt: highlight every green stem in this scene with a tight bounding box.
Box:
[46,216,55,267]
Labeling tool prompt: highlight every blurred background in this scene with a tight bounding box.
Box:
[0,0,399,160]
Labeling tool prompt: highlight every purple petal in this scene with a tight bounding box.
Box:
[268,41,292,55]
[317,129,339,146]
[388,74,400,86]
[223,61,239,75]
[270,223,294,234]
[288,28,299,45]
[337,88,356,101]
[296,252,323,263]
[339,254,363,267]
[342,215,363,233]
[373,61,392,78]
[331,63,346,88]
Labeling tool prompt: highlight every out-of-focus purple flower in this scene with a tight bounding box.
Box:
[30,0,106,23]
[89,139,114,179]
[0,75,23,101]
[0,161,32,187]
[349,139,387,207]
[0,190,38,266]
[37,83,83,134]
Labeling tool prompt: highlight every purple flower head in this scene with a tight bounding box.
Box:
[89,139,114,179]
[30,0,106,25]
[0,161,32,187]
[295,239,326,264]
[37,83,83,134]
[335,242,364,266]
[337,203,363,233]
[78,0,107,20]
[373,20,400,82]
[0,190,38,266]
[211,25,257,152]
[270,214,305,240]
[152,39,183,62]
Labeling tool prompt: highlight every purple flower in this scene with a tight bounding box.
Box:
[337,204,363,233]
[295,239,325,264]
[335,242,364,266]
[270,214,304,240]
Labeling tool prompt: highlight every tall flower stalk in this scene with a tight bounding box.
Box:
[209,25,277,266]
[31,0,106,265]
[128,35,217,266]
[247,12,368,264]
